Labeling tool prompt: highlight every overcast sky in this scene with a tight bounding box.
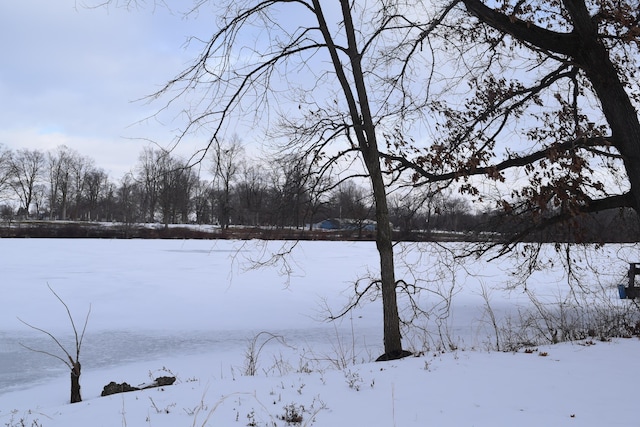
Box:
[0,1,217,179]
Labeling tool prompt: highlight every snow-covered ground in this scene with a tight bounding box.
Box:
[1,238,639,426]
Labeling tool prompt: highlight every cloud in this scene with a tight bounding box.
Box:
[0,0,203,177]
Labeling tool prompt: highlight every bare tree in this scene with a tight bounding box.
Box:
[193,177,214,224]
[47,145,74,220]
[334,181,373,237]
[8,148,45,217]
[84,168,109,221]
[269,155,313,229]
[388,190,434,238]
[69,153,94,220]
[103,0,448,359]
[116,173,140,226]
[156,153,195,226]
[18,285,90,404]
[305,168,333,230]
[136,147,161,223]
[235,162,267,226]
[31,183,47,218]
[210,135,244,228]
[0,144,12,201]
[276,154,335,230]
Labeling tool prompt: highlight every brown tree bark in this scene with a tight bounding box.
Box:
[70,360,82,403]
[366,148,405,359]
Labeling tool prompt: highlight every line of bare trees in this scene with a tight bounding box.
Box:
[0,141,481,232]
[2,140,637,242]
[0,145,109,221]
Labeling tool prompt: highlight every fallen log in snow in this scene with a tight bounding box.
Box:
[101,376,176,397]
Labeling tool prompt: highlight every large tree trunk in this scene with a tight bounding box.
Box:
[564,0,640,212]
[364,150,405,359]
[463,0,640,212]
[580,38,640,213]
[584,61,640,212]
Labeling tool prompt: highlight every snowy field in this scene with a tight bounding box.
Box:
[1,238,640,426]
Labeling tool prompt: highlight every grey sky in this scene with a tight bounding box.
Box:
[1,1,208,178]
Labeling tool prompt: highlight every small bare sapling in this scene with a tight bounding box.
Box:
[18,284,90,404]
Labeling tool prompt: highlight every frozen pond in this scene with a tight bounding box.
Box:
[0,326,380,395]
[1,239,386,395]
[1,238,637,397]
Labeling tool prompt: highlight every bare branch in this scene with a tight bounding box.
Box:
[18,285,91,370]
[462,0,580,56]
[45,283,90,362]
[17,317,74,370]
[328,279,381,321]
[382,135,615,183]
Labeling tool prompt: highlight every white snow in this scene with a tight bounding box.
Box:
[1,238,639,426]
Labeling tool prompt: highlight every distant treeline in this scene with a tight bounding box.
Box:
[1,144,638,243]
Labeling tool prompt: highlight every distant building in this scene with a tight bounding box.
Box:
[314,218,377,231]
[316,218,342,230]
